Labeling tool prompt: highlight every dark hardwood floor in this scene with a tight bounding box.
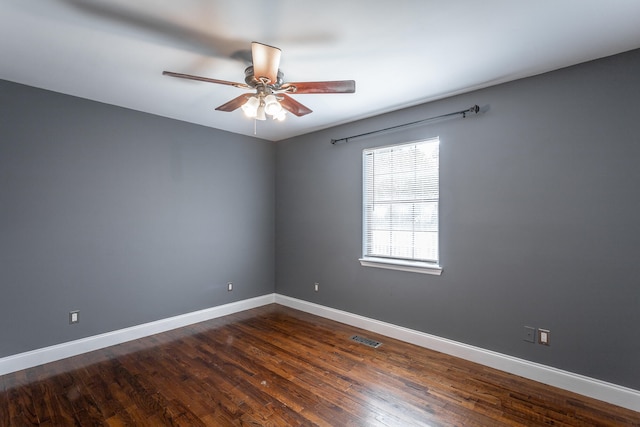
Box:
[1,304,639,426]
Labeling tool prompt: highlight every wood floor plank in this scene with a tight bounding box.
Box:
[1,304,639,426]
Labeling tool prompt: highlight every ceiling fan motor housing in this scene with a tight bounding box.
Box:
[244,66,284,88]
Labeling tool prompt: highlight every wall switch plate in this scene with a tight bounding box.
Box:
[538,328,550,346]
[227,282,233,292]
[524,326,536,343]
[314,282,319,292]
[69,310,79,324]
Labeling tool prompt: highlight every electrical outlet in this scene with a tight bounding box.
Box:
[538,328,550,346]
[227,282,233,292]
[524,326,535,343]
[69,310,79,324]
[314,282,319,292]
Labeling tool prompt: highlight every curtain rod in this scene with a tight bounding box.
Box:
[330,104,480,145]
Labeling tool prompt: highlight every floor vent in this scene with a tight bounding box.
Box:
[351,335,382,348]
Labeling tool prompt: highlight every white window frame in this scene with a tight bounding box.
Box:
[359,137,442,275]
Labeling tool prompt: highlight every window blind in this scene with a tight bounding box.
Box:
[363,138,439,263]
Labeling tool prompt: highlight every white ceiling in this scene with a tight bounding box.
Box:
[2,1,640,141]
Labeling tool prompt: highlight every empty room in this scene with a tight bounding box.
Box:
[1,1,640,426]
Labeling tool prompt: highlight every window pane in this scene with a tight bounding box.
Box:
[414,231,438,261]
[414,202,438,232]
[370,230,391,257]
[373,174,394,201]
[391,231,414,258]
[392,203,413,231]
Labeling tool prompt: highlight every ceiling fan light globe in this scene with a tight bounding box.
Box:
[243,108,257,118]
[264,97,282,116]
[241,104,258,118]
[243,96,259,108]
[275,110,287,121]
[256,104,267,121]
[241,96,259,117]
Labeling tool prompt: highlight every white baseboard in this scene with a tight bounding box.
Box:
[0,294,276,377]
[2,293,638,413]
[275,294,640,413]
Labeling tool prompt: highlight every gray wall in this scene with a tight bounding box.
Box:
[0,81,275,357]
[275,49,640,390]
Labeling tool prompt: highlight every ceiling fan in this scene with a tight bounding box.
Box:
[163,41,355,121]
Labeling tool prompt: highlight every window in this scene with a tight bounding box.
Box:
[360,138,442,275]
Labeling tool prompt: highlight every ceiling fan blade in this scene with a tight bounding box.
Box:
[215,94,252,112]
[251,42,281,84]
[281,80,356,94]
[279,94,313,117]
[162,71,250,89]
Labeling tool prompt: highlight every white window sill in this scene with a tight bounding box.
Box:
[359,257,443,276]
